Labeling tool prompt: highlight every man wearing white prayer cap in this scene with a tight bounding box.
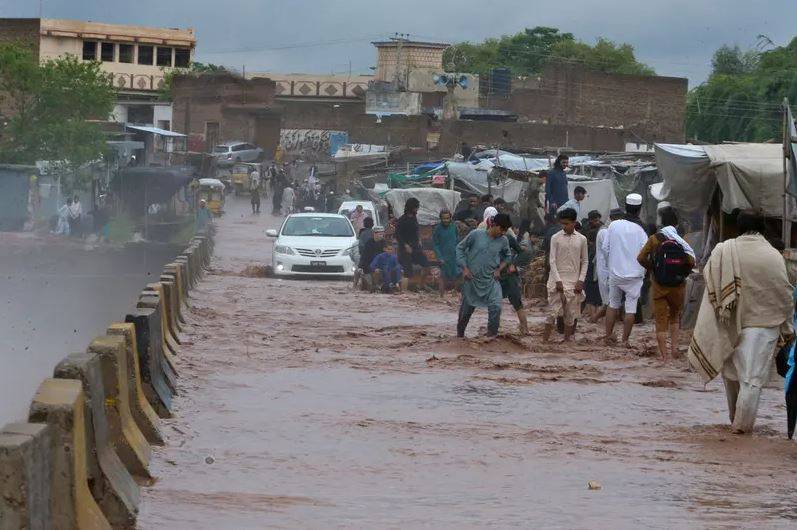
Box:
[601,192,649,346]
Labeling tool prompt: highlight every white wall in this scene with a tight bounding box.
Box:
[153,104,173,129]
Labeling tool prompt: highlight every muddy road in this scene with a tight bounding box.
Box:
[0,234,181,424]
[139,197,797,529]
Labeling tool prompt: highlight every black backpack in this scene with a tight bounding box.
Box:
[653,233,690,287]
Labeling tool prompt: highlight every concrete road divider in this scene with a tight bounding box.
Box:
[0,422,51,530]
[87,336,152,480]
[157,277,183,336]
[53,353,140,529]
[174,257,194,291]
[28,378,111,530]
[125,309,173,418]
[164,263,189,318]
[138,292,179,378]
[142,285,180,353]
[107,323,163,446]
[161,269,186,326]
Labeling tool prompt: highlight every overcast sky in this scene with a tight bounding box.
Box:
[3,0,793,86]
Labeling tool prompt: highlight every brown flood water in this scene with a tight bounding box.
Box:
[138,197,797,529]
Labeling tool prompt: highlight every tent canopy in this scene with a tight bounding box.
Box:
[384,188,461,226]
[655,143,786,217]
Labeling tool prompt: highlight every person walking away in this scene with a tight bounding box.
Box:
[591,208,623,322]
[370,240,404,293]
[349,204,367,233]
[54,198,72,235]
[455,213,512,339]
[250,172,261,214]
[502,231,531,335]
[460,141,473,161]
[396,197,430,289]
[544,208,588,342]
[688,211,793,433]
[637,207,695,360]
[583,210,604,321]
[545,154,569,214]
[68,195,83,238]
[196,199,212,231]
[433,209,460,297]
[602,193,648,346]
[281,184,295,216]
[557,185,587,225]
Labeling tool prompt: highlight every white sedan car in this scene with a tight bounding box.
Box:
[266,213,358,277]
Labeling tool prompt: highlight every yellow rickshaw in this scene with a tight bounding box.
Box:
[198,178,225,216]
[231,162,263,196]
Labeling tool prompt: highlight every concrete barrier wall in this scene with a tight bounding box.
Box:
[1,227,215,529]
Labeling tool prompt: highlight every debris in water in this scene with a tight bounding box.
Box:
[587,481,602,490]
[205,455,215,464]
[241,265,271,278]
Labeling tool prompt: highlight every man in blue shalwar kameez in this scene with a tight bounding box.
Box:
[456,213,512,338]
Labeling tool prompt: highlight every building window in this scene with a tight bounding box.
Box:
[156,47,173,67]
[100,42,115,62]
[138,45,154,65]
[174,48,191,68]
[82,41,97,61]
[118,44,134,64]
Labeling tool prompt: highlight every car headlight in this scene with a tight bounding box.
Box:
[341,245,357,256]
[274,245,295,255]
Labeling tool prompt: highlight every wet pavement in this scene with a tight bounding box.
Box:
[0,234,181,424]
[138,197,797,529]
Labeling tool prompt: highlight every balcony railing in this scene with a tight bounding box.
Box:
[273,79,368,99]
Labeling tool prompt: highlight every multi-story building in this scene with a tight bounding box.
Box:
[0,18,196,129]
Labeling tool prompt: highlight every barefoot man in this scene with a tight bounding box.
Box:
[543,208,588,342]
[456,213,512,339]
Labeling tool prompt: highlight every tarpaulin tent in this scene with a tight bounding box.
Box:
[566,176,620,222]
[655,143,788,218]
[384,188,461,226]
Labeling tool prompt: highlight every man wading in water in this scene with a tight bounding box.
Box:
[455,212,512,340]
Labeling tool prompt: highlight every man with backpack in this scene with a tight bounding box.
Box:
[637,206,695,360]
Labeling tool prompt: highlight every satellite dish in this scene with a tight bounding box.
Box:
[458,75,469,89]
[432,74,441,84]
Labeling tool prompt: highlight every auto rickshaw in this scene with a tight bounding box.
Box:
[231,162,263,196]
[198,178,225,216]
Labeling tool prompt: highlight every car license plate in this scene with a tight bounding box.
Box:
[310,261,326,267]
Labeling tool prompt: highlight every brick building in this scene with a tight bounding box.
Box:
[0,17,196,128]
[483,63,688,144]
[171,73,281,155]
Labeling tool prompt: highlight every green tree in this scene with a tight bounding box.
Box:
[443,27,653,76]
[549,38,655,76]
[686,37,797,142]
[0,42,115,188]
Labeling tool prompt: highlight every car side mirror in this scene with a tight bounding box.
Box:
[266,229,278,238]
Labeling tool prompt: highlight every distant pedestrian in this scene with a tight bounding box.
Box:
[250,186,261,214]
[349,204,367,233]
[68,195,82,237]
[545,154,569,213]
[196,199,212,231]
[396,197,430,288]
[281,185,295,216]
[454,194,480,223]
[602,193,648,346]
[591,208,623,323]
[54,198,71,235]
[455,212,512,339]
[544,208,588,343]
[557,185,587,224]
[433,209,459,296]
[583,210,604,321]
[475,194,493,222]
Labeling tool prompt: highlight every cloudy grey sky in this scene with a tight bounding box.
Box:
[2,0,793,86]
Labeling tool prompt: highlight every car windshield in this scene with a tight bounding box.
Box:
[282,216,354,237]
[341,209,375,220]
[213,145,230,153]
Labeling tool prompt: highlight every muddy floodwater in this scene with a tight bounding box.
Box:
[0,235,180,424]
[138,198,797,529]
